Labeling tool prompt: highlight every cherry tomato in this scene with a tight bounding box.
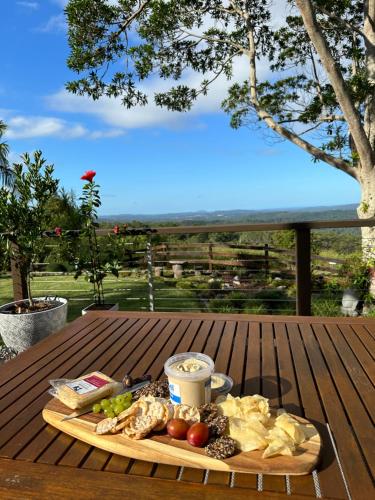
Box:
[167,418,190,440]
[187,422,209,447]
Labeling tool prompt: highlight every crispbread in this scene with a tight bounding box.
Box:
[117,403,139,422]
[114,416,133,433]
[95,417,118,435]
[122,415,158,440]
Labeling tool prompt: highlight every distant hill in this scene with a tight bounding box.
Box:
[101,204,358,225]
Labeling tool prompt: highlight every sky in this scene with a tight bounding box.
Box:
[0,0,360,215]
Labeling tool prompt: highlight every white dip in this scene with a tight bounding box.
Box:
[171,358,208,373]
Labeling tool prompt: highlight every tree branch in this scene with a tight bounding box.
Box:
[246,27,358,180]
[117,0,151,35]
[296,0,374,173]
[178,29,248,54]
[316,4,368,41]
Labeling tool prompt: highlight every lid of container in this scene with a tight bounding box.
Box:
[211,373,233,394]
[164,352,214,381]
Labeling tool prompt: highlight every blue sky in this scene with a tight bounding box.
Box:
[1,0,360,215]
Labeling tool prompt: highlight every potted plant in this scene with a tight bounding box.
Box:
[0,151,68,352]
[339,257,371,316]
[73,170,120,314]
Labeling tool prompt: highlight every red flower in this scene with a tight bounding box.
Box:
[113,225,120,235]
[54,227,62,237]
[81,170,96,182]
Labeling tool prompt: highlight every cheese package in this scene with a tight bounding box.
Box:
[49,371,122,410]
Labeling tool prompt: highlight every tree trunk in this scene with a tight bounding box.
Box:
[357,172,375,295]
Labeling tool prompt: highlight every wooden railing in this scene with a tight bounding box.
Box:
[9,218,375,315]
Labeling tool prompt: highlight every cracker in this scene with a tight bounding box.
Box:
[95,417,118,435]
[123,415,158,440]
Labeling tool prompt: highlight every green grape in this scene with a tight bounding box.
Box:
[122,401,131,411]
[92,403,101,414]
[123,392,132,403]
[113,404,124,416]
[109,397,117,406]
[115,394,125,405]
[104,408,115,418]
[100,399,110,409]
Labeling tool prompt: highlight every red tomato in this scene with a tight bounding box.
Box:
[167,418,190,440]
[187,422,209,447]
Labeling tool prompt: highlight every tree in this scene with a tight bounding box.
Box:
[65,1,375,256]
[0,121,13,187]
[0,151,59,303]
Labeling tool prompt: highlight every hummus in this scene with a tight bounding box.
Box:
[170,358,208,373]
[211,374,226,389]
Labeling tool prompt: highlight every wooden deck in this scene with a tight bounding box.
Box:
[0,311,374,499]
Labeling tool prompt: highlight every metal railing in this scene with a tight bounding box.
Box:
[7,218,375,316]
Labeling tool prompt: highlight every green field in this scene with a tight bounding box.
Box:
[0,274,203,322]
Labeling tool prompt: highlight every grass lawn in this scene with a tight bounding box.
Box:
[0,274,204,322]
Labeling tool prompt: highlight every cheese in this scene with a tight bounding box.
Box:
[50,371,122,410]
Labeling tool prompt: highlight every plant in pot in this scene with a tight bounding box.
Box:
[0,151,68,352]
[339,257,371,316]
[73,170,120,314]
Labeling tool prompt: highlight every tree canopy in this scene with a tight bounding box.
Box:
[65,0,375,223]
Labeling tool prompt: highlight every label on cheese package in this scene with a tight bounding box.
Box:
[65,375,109,395]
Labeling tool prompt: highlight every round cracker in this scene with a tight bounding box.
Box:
[95,417,118,435]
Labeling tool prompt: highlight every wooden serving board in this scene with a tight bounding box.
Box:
[42,399,321,475]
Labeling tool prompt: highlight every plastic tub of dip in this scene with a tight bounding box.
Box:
[211,373,233,395]
[164,352,214,406]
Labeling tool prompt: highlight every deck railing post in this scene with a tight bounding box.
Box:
[208,243,213,272]
[146,239,155,312]
[295,227,311,316]
[264,243,269,276]
[10,243,28,301]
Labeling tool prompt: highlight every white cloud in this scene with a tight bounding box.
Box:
[5,116,86,139]
[37,13,66,33]
[17,1,39,9]
[2,114,124,140]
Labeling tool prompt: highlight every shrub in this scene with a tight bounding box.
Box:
[243,304,268,315]
[251,289,292,313]
[312,298,341,317]
[208,297,235,313]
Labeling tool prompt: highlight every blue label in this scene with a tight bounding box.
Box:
[170,393,181,404]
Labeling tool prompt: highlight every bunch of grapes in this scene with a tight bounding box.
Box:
[92,392,132,418]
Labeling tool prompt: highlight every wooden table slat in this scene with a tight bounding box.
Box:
[274,323,316,498]
[286,323,349,500]
[313,324,375,473]
[299,322,373,499]
[325,324,375,419]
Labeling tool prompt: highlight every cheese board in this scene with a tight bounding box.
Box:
[43,398,321,475]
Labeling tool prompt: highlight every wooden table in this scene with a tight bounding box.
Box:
[0,311,374,499]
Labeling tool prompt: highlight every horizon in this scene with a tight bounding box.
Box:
[100,202,358,219]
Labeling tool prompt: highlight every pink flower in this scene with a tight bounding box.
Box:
[81,170,96,182]
[54,227,62,237]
